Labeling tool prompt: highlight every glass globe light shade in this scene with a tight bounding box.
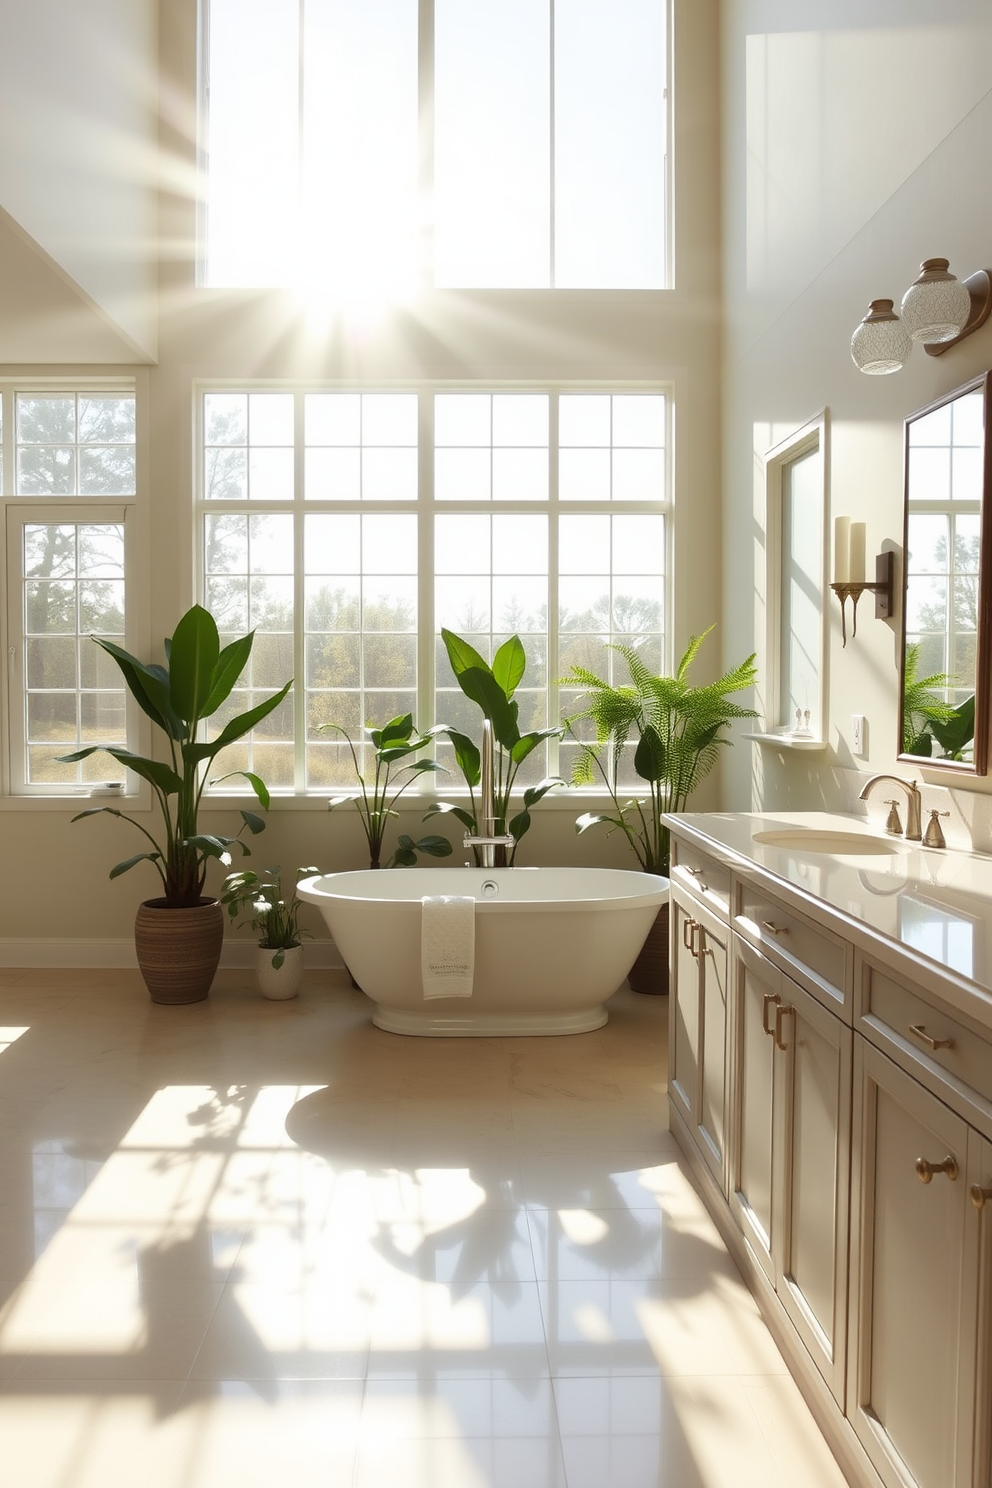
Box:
[851,299,912,375]
[900,258,971,344]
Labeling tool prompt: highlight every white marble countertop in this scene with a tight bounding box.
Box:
[665,809,992,1031]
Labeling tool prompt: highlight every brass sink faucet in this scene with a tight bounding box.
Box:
[858,774,922,841]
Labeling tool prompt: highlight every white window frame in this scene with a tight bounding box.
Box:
[194,379,674,797]
[0,378,148,806]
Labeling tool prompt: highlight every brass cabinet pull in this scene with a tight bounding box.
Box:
[971,1184,992,1211]
[761,992,780,1036]
[915,1155,959,1184]
[684,866,709,890]
[908,1023,955,1052]
[682,918,699,958]
[774,1002,795,1051]
[761,920,788,936]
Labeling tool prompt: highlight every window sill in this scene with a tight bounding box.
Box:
[744,732,828,752]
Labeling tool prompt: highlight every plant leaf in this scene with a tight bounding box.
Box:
[240,810,267,835]
[202,631,254,717]
[412,834,453,857]
[204,679,294,752]
[92,639,184,739]
[423,801,476,833]
[492,635,526,698]
[58,746,183,796]
[109,851,161,879]
[168,604,220,725]
[441,628,489,679]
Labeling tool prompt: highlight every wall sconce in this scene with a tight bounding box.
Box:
[851,258,992,374]
[830,518,894,646]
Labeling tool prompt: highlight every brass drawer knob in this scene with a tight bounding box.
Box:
[971,1184,992,1210]
[916,1155,959,1184]
[908,1023,955,1052]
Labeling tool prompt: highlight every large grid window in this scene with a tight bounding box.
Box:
[2,387,137,795]
[203,0,669,291]
[198,386,669,795]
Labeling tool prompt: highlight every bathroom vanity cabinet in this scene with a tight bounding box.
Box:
[666,814,992,1488]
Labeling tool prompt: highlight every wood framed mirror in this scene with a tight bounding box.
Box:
[899,371,991,774]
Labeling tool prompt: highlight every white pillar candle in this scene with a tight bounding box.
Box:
[834,516,851,583]
[849,522,867,583]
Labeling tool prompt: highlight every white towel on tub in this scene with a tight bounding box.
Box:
[421,896,475,999]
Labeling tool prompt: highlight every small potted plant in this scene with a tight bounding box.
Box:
[323,713,453,868]
[221,865,319,999]
[426,629,564,865]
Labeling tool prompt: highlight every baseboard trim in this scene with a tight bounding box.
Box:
[0,938,345,970]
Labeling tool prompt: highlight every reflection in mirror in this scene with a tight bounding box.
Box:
[900,372,991,774]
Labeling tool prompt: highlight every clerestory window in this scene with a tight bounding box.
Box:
[202,0,669,292]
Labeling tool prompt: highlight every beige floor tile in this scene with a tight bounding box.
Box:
[0,970,852,1488]
[558,1374,798,1488]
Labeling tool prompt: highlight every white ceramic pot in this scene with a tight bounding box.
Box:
[256,943,304,1000]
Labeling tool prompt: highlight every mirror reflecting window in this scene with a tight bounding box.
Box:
[900,372,991,773]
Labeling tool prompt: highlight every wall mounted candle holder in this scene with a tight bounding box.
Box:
[830,552,894,646]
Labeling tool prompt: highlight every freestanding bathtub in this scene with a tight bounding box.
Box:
[298,867,669,1036]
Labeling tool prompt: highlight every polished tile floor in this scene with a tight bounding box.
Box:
[0,967,850,1488]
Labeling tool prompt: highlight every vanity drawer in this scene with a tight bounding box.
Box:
[859,961,992,1117]
[735,886,850,1014]
[669,843,732,920]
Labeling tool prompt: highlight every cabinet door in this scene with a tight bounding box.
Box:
[729,935,779,1286]
[849,1040,975,1488]
[774,975,851,1405]
[970,1131,992,1488]
[669,886,701,1134]
[669,886,730,1194]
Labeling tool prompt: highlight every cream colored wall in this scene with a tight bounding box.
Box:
[0,0,159,358]
[720,1,992,848]
[0,0,723,952]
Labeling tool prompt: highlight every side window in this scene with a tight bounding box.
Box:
[764,415,827,741]
[2,388,137,796]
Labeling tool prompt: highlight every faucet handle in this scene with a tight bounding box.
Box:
[923,809,950,849]
[883,799,903,835]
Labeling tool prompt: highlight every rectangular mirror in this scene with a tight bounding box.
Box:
[899,371,991,774]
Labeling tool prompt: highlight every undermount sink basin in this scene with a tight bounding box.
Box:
[752,828,903,856]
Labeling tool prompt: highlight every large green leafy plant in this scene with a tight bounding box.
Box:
[323,713,453,868]
[426,629,563,865]
[561,628,757,874]
[60,605,292,906]
[902,640,974,760]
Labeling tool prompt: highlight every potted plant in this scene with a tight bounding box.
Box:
[59,604,292,1004]
[560,628,757,992]
[221,865,318,999]
[426,629,564,865]
[323,713,453,868]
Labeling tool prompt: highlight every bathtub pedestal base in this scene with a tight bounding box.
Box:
[371,1003,610,1038]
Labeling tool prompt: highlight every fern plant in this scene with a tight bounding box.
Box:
[561,628,757,875]
[901,641,971,758]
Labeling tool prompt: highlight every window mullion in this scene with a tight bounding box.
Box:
[294,389,306,792]
[419,389,435,741]
[548,391,560,776]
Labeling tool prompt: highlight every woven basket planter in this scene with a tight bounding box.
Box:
[627,902,671,995]
[134,898,224,1005]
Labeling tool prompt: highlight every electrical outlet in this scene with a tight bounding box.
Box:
[852,714,866,756]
